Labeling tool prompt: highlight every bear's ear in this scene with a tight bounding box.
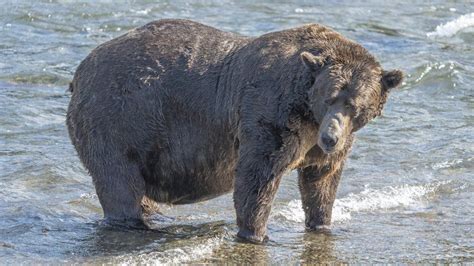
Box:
[382,69,403,91]
[300,52,326,72]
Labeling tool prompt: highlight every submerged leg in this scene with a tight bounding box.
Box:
[234,160,284,243]
[233,137,293,243]
[297,164,343,229]
[88,156,147,228]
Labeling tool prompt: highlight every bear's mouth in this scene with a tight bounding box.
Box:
[319,143,336,154]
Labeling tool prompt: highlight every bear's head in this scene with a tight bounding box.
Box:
[300,50,403,154]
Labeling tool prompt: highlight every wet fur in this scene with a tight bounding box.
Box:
[67,19,402,243]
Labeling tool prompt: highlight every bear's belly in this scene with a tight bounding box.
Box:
[141,134,239,204]
[144,161,237,204]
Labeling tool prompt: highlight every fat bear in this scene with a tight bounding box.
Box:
[67,19,403,243]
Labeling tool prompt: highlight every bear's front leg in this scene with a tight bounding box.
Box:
[297,164,343,229]
[233,148,286,243]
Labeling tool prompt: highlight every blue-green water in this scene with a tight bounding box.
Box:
[1,1,473,263]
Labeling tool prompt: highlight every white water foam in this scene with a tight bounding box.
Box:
[432,159,464,170]
[427,12,474,37]
[276,181,449,223]
[116,236,223,264]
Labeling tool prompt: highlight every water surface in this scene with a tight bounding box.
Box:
[1,0,473,263]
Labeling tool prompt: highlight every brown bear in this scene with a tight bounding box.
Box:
[67,19,403,243]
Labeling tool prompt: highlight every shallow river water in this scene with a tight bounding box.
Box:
[1,0,473,264]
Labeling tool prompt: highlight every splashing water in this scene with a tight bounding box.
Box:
[115,236,224,265]
[276,181,451,223]
[427,12,474,37]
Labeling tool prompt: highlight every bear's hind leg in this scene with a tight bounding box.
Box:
[89,159,147,228]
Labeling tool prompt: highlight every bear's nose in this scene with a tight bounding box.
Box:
[322,134,338,148]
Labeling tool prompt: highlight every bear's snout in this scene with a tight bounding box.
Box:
[318,112,348,154]
[321,133,338,151]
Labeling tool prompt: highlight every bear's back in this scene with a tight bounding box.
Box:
[71,19,248,97]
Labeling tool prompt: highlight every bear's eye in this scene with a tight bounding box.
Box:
[324,98,336,106]
[344,100,356,113]
[344,100,351,108]
[351,115,366,132]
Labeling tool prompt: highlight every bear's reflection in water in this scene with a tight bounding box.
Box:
[199,241,270,264]
[299,230,345,264]
[197,227,343,264]
[75,219,342,264]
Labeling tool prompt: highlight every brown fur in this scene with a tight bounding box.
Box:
[67,19,403,243]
